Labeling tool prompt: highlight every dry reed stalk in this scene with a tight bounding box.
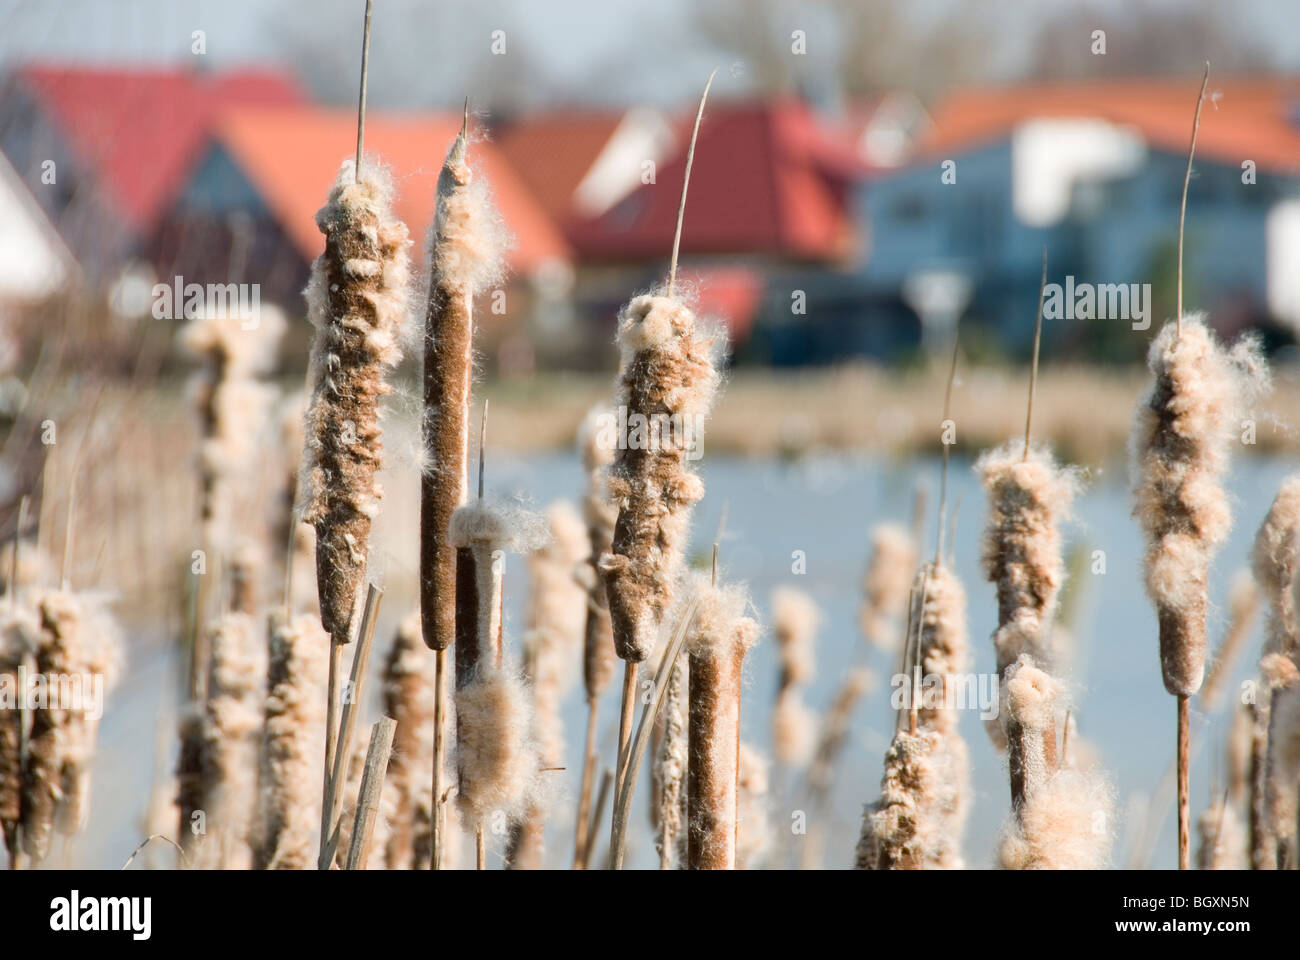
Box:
[191,612,266,868]
[1200,571,1259,712]
[345,716,397,871]
[258,611,329,870]
[573,408,618,868]
[379,612,435,869]
[21,589,122,861]
[859,524,918,651]
[771,586,819,770]
[506,502,587,869]
[685,577,757,870]
[581,768,614,870]
[608,592,702,869]
[319,584,382,867]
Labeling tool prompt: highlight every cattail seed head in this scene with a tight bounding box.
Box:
[860,523,917,650]
[380,611,435,870]
[602,294,723,663]
[1252,475,1300,663]
[686,577,757,870]
[578,408,619,700]
[302,158,411,645]
[454,665,536,825]
[976,440,1079,677]
[259,611,329,870]
[21,590,123,859]
[771,586,819,767]
[420,127,509,654]
[1131,317,1269,696]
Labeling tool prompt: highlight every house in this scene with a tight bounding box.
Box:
[0,150,75,304]
[520,98,871,361]
[0,65,304,288]
[857,76,1300,360]
[162,106,571,363]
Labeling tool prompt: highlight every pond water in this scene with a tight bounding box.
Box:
[80,448,1300,870]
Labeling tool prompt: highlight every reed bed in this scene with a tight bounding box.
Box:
[6,54,1300,879]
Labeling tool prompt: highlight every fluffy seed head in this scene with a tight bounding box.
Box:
[1131,317,1269,695]
[860,523,917,650]
[455,666,537,824]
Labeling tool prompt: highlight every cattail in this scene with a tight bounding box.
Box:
[279,393,320,617]
[976,440,1078,679]
[807,668,873,802]
[194,612,265,868]
[258,612,329,870]
[450,500,540,857]
[998,766,1114,869]
[735,742,771,870]
[420,121,507,656]
[181,306,285,547]
[0,604,37,863]
[855,727,943,870]
[301,158,411,646]
[601,294,723,666]
[996,658,1113,869]
[508,501,587,868]
[1201,571,1259,711]
[379,612,434,870]
[579,410,618,700]
[771,586,819,768]
[454,666,536,830]
[653,654,688,870]
[859,524,917,651]
[912,562,970,735]
[1252,476,1300,662]
[1197,797,1248,870]
[21,589,123,860]
[573,408,618,867]
[1131,318,1267,698]
[685,575,757,870]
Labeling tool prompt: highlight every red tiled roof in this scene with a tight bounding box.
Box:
[567,98,867,263]
[915,75,1300,173]
[15,65,304,229]
[213,107,570,276]
[495,111,624,223]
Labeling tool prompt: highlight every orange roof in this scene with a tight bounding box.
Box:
[214,107,570,275]
[495,111,624,223]
[916,75,1300,174]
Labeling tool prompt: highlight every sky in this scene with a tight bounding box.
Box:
[3,0,1300,114]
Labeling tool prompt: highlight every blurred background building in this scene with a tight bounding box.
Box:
[1,0,1299,372]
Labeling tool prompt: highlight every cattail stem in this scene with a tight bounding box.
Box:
[581,768,614,870]
[572,698,599,869]
[1023,246,1046,462]
[1177,63,1211,336]
[614,662,637,801]
[431,646,447,869]
[320,584,383,868]
[666,68,716,296]
[608,595,700,869]
[345,716,396,871]
[353,0,373,183]
[1177,693,1190,869]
